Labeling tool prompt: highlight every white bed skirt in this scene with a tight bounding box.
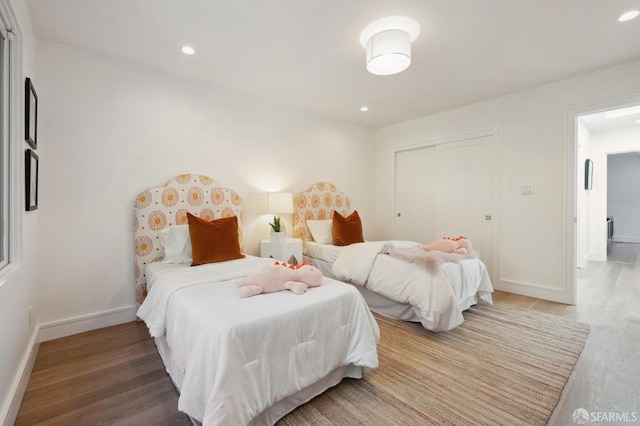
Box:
[154,336,363,425]
[304,255,480,323]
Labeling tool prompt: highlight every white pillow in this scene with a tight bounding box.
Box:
[160,225,192,263]
[306,220,333,244]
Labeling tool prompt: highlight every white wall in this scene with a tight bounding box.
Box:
[0,0,39,423]
[35,41,375,337]
[608,153,640,243]
[374,59,640,303]
[576,121,597,267]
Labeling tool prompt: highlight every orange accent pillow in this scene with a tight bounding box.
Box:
[187,213,244,266]
[332,210,365,246]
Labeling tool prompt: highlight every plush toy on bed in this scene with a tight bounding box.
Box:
[422,236,472,254]
[236,261,323,298]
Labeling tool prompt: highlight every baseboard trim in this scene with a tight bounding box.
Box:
[1,327,39,426]
[493,280,572,304]
[38,305,138,343]
[612,236,640,244]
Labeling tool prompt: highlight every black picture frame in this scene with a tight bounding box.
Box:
[25,77,38,150]
[585,159,593,190]
[25,149,38,211]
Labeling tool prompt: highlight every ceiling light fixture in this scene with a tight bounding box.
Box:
[181,45,195,55]
[360,16,420,76]
[618,10,639,22]
[360,106,369,112]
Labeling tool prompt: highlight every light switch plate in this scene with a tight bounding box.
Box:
[520,184,534,195]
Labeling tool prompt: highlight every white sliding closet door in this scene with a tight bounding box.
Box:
[395,145,437,244]
[436,136,493,268]
[395,134,496,276]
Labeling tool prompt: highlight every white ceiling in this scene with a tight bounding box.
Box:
[580,105,640,133]
[24,0,640,128]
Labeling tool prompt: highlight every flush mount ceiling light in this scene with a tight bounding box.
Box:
[359,16,420,76]
[618,10,639,22]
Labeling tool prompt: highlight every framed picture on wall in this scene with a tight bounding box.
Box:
[585,159,593,190]
[25,149,38,211]
[25,77,38,150]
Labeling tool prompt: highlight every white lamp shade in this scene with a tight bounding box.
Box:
[366,29,411,76]
[265,192,294,214]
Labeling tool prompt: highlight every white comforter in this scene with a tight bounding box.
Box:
[137,256,380,426]
[332,242,493,331]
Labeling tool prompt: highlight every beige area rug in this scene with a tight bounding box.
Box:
[278,303,590,425]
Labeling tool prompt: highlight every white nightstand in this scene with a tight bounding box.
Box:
[260,238,303,264]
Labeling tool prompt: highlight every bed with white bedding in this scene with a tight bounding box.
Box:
[133,175,379,425]
[293,182,493,332]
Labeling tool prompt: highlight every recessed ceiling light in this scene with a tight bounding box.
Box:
[181,45,195,55]
[360,106,369,112]
[618,10,639,22]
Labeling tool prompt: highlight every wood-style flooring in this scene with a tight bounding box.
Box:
[499,242,640,425]
[14,242,640,425]
[14,321,192,425]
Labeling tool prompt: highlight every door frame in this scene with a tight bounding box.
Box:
[565,93,640,305]
[392,123,501,279]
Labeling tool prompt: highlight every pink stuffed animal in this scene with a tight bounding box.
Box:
[236,262,323,298]
[422,236,472,254]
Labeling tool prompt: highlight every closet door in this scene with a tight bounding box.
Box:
[435,136,493,270]
[395,145,437,243]
[395,134,495,275]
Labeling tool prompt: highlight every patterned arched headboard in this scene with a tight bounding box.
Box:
[133,174,243,307]
[293,182,351,242]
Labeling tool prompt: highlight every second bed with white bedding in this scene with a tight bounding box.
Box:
[304,241,493,331]
[293,182,493,332]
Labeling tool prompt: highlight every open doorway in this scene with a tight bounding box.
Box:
[575,105,640,270]
[606,152,640,263]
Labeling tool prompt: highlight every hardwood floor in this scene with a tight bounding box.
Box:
[14,321,192,425]
[495,242,640,425]
[14,243,640,425]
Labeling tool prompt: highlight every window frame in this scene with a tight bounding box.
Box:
[0,23,7,270]
[0,0,23,296]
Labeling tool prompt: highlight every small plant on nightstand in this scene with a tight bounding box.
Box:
[269,215,281,233]
[269,215,286,242]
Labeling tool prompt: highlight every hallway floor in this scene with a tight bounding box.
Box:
[607,241,640,264]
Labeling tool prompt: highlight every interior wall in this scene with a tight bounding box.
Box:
[576,120,595,267]
[374,58,640,303]
[0,0,39,422]
[608,153,640,243]
[35,41,375,336]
